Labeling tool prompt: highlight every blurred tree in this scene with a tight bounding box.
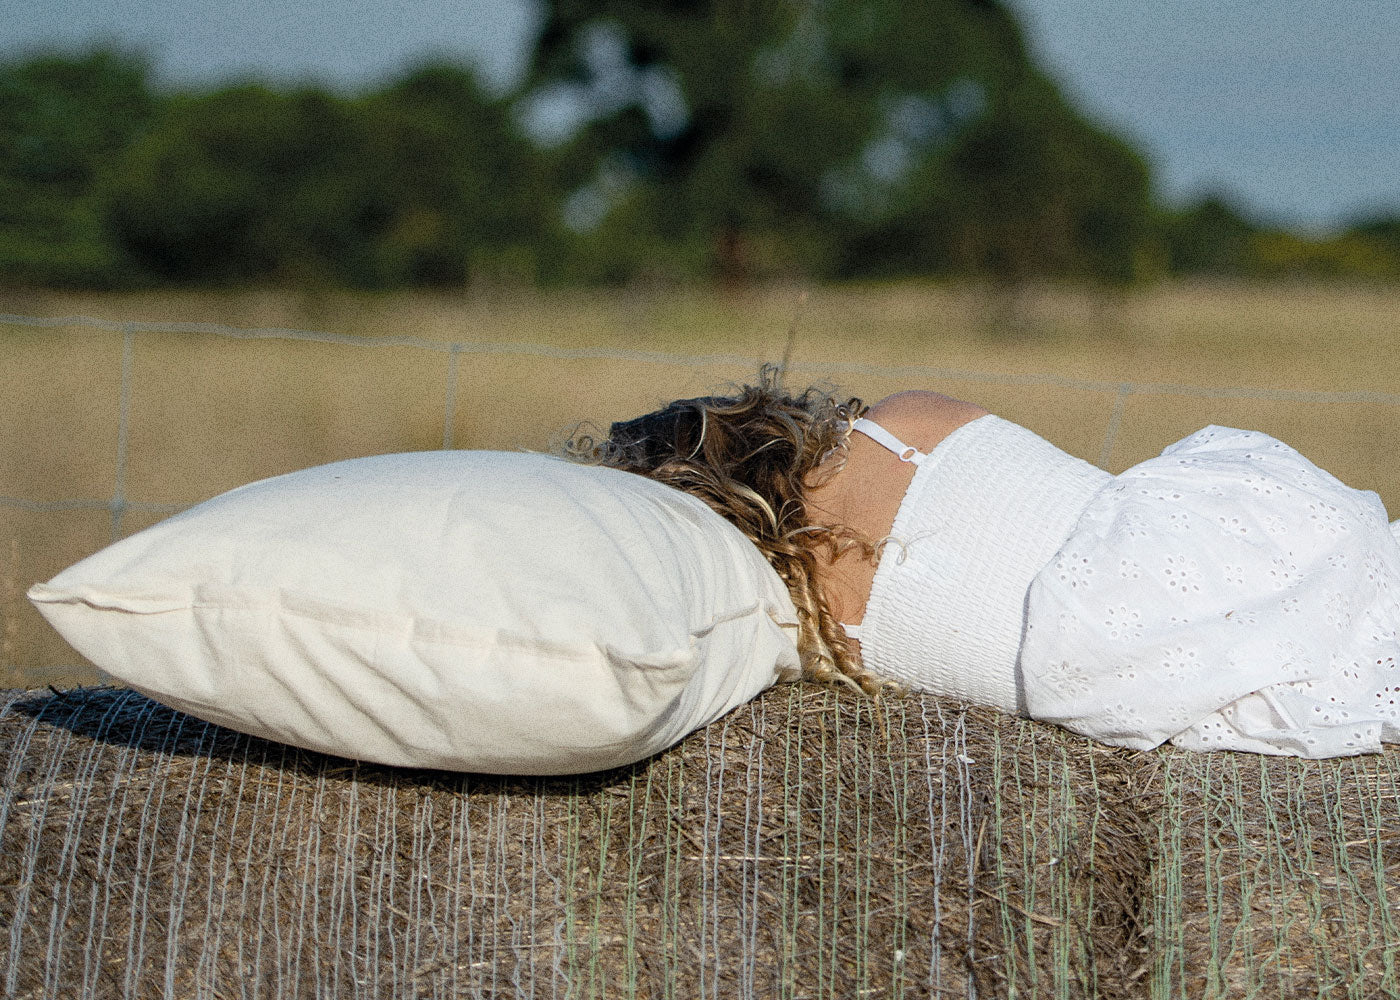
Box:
[1247,229,1400,281]
[842,72,1153,287]
[1157,199,1400,282]
[108,64,552,287]
[1160,194,1261,277]
[1351,214,1400,264]
[0,49,155,286]
[524,0,847,283]
[524,0,1155,286]
[108,83,378,284]
[357,62,556,285]
[3,29,1393,292]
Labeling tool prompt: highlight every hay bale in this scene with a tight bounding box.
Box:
[10,684,1394,998]
[0,685,1138,999]
[975,717,1156,998]
[1143,750,1400,998]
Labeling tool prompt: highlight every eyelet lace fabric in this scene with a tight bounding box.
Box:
[1021,426,1400,758]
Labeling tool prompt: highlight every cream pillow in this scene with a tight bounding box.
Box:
[29,452,800,774]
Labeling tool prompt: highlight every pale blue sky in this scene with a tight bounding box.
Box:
[3,0,1397,231]
[1011,0,1400,231]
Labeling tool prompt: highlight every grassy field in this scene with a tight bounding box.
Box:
[3,280,1399,686]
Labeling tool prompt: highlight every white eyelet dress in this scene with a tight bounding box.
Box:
[849,415,1400,758]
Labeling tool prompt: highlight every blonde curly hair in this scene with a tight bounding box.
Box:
[567,366,886,695]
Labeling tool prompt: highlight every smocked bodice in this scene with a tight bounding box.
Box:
[856,414,1111,711]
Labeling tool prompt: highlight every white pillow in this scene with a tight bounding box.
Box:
[28,452,800,774]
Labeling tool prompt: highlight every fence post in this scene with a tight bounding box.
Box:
[442,344,463,450]
[111,325,135,542]
[1097,383,1133,471]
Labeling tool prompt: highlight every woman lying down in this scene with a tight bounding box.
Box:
[573,368,1400,759]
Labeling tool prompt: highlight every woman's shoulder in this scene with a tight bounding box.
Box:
[864,391,990,454]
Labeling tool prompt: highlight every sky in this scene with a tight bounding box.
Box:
[3,0,1398,232]
[1009,0,1400,231]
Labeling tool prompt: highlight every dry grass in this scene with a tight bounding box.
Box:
[1145,752,1400,997]
[3,684,1397,999]
[4,280,1400,685]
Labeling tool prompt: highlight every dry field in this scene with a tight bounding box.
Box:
[3,281,1399,686]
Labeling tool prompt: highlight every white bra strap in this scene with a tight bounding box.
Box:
[841,621,865,641]
[852,417,927,465]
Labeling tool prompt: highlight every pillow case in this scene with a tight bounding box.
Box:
[29,452,801,774]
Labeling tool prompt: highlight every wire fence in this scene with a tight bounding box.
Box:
[4,309,1399,685]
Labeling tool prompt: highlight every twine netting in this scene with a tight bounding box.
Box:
[4,684,1396,998]
[1147,751,1400,996]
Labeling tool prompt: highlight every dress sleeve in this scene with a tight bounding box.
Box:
[1019,427,1400,753]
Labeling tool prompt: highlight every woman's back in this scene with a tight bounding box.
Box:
[806,391,988,629]
[817,399,1113,713]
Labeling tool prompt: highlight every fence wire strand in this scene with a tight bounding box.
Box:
[5,308,1400,680]
[7,309,1400,525]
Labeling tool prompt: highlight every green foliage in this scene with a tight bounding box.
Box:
[0,49,155,286]
[1247,229,1400,281]
[1351,214,1400,265]
[107,84,373,284]
[852,73,1153,286]
[526,0,1155,285]
[1160,195,1260,276]
[0,13,1396,292]
[359,64,553,285]
[106,64,552,287]
[1160,199,1400,282]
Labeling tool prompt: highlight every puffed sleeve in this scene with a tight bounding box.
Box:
[1019,427,1400,756]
